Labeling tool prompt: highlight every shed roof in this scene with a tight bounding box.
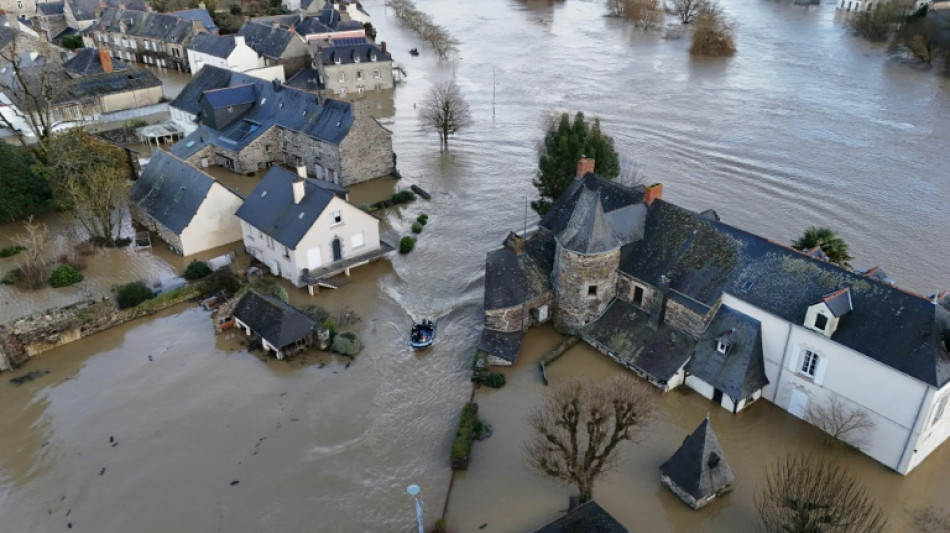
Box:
[233,291,316,348]
[531,500,628,533]
[686,305,768,401]
[477,329,525,364]
[660,417,734,501]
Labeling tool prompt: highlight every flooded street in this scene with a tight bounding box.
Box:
[2,0,950,531]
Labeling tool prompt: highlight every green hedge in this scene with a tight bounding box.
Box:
[49,265,83,287]
[116,281,153,309]
[484,373,506,388]
[399,236,415,254]
[451,402,479,470]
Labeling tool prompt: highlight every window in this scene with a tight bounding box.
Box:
[801,350,819,378]
[265,144,272,153]
[633,285,644,306]
[351,232,364,248]
[173,48,181,58]
[374,68,381,79]
[356,70,363,80]
[330,210,342,225]
[934,395,949,425]
[339,88,346,96]
[339,72,345,83]
[588,285,597,297]
[813,313,828,330]
[716,341,728,355]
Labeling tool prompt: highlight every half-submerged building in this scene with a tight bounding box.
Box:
[660,416,734,509]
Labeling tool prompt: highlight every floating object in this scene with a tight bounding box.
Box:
[409,48,419,56]
[410,319,436,349]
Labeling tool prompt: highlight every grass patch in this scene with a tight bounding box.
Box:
[0,245,26,258]
[451,402,479,470]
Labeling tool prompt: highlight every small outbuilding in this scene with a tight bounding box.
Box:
[529,500,628,533]
[659,416,734,510]
[232,291,316,359]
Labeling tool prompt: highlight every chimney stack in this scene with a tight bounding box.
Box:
[292,176,306,204]
[643,183,663,206]
[576,156,595,179]
[380,40,386,54]
[296,165,307,179]
[234,35,245,47]
[98,48,113,73]
[272,19,280,28]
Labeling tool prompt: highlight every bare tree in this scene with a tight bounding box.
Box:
[689,8,736,57]
[418,80,472,148]
[668,0,707,24]
[524,375,655,503]
[894,17,946,68]
[912,506,950,533]
[755,455,887,533]
[626,0,664,30]
[804,395,874,449]
[606,0,627,17]
[11,216,52,290]
[848,1,902,42]
[386,0,460,59]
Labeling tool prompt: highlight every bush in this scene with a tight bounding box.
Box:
[58,253,88,272]
[116,281,154,309]
[125,118,148,129]
[483,373,506,388]
[332,331,362,355]
[61,34,84,49]
[199,267,241,298]
[49,264,83,288]
[229,3,242,13]
[272,285,289,303]
[324,317,336,342]
[399,236,416,254]
[452,402,479,470]
[689,11,736,56]
[301,304,331,324]
[391,190,416,204]
[411,222,424,234]
[416,214,428,225]
[183,260,212,281]
[0,245,26,258]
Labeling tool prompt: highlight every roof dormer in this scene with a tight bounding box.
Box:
[804,288,852,337]
[715,328,735,355]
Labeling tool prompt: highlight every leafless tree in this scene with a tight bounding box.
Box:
[755,455,888,533]
[418,80,472,148]
[386,0,460,59]
[606,0,627,17]
[668,0,707,24]
[804,395,874,449]
[689,8,736,57]
[625,0,664,30]
[11,216,52,289]
[912,506,950,533]
[893,17,945,68]
[524,375,655,503]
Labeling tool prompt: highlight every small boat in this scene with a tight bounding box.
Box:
[409,48,419,56]
[410,319,436,349]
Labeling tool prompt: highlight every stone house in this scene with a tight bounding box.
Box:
[130,149,245,256]
[477,158,950,475]
[32,2,67,42]
[311,37,392,98]
[236,20,310,77]
[232,290,316,359]
[234,165,392,293]
[168,65,394,186]
[660,417,734,510]
[83,8,207,71]
[63,0,145,31]
[253,11,365,43]
[186,34,264,75]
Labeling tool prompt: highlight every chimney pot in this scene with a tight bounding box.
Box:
[643,183,663,206]
[98,47,113,73]
[576,157,595,179]
[380,41,386,54]
[292,177,306,204]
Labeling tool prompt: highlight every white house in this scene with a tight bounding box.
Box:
[235,165,392,294]
[186,34,265,75]
[478,164,950,475]
[130,149,245,256]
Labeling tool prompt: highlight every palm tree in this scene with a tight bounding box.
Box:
[792,226,853,268]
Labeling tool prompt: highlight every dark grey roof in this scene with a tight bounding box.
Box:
[318,41,391,66]
[284,67,324,93]
[233,291,316,348]
[130,150,221,234]
[198,83,257,130]
[531,501,628,533]
[861,266,894,285]
[478,329,524,364]
[484,230,555,310]
[620,200,950,387]
[66,0,145,21]
[92,9,201,44]
[188,33,236,59]
[63,47,129,76]
[660,417,734,501]
[687,305,768,401]
[170,69,355,159]
[238,21,297,60]
[203,83,256,107]
[0,25,17,50]
[171,8,217,33]
[821,287,853,317]
[234,165,341,249]
[578,299,693,385]
[169,64,233,115]
[557,185,621,254]
[540,173,645,236]
[36,2,65,15]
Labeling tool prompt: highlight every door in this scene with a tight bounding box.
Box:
[712,389,723,406]
[332,238,342,261]
[307,246,322,269]
[788,389,809,419]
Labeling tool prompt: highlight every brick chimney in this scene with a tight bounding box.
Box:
[576,157,595,179]
[643,183,663,206]
[380,40,386,54]
[98,48,113,73]
[292,176,306,204]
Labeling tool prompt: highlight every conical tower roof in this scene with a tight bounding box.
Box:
[556,185,621,254]
[659,416,734,500]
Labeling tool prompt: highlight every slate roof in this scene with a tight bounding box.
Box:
[66,0,145,21]
[557,186,621,255]
[821,287,853,317]
[484,230,555,311]
[171,8,217,33]
[92,9,201,44]
[318,41,391,66]
[130,150,236,234]
[233,291,316,349]
[0,25,16,50]
[660,417,734,501]
[238,21,297,60]
[36,2,65,16]
[478,329,525,364]
[284,67,325,93]
[234,165,344,249]
[170,68,355,160]
[188,33,236,59]
[202,83,256,108]
[540,173,645,237]
[619,199,950,387]
[579,299,693,385]
[686,305,768,401]
[58,67,160,103]
[531,501,628,533]
[63,47,129,76]
[169,64,233,116]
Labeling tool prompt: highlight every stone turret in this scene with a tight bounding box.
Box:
[553,184,620,331]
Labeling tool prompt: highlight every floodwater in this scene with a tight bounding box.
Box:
[2,0,950,531]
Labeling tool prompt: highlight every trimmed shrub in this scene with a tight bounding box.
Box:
[332,331,362,355]
[391,190,416,204]
[411,222,423,234]
[416,214,428,225]
[183,260,212,281]
[271,285,289,303]
[49,264,83,287]
[451,402,479,470]
[483,373,506,389]
[399,236,416,254]
[116,281,154,309]
[0,245,25,258]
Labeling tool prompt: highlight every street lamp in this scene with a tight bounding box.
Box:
[407,484,423,533]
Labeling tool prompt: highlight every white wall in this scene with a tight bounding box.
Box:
[179,182,244,256]
[170,106,198,134]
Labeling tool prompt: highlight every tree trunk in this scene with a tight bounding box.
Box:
[578,479,592,504]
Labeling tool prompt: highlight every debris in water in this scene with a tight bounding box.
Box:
[345,362,351,369]
[148,355,153,361]
[479,524,487,530]
[66,509,71,517]
[40,441,50,448]
[109,436,114,443]
[111,442,117,448]
[67,523,72,529]
[10,370,49,385]
[229,480,240,486]
[99,467,105,476]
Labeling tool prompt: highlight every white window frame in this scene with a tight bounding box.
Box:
[330,210,342,226]
[338,72,345,83]
[373,68,381,79]
[716,341,728,355]
[933,395,949,425]
[801,350,819,378]
[351,232,364,249]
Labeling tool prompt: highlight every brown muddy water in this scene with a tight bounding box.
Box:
[2,0,950,531]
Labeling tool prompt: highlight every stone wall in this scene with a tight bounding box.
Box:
[339,114,394,185]
[616,273,656,311]
[554,246,619,331]
[664,294,710,338]
[281,129,342,183]
[484,291,553,332]
[185,127,281,175]
[130,204,184,254]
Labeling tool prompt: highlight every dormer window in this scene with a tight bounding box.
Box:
[813,314,828,331]
[334,55,341,64]
[805,288,852,337]
[370,53,376,61]
[354,55,360,63]
[716,340,728,355]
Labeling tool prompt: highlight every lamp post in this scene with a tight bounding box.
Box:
[407,484,423,533]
